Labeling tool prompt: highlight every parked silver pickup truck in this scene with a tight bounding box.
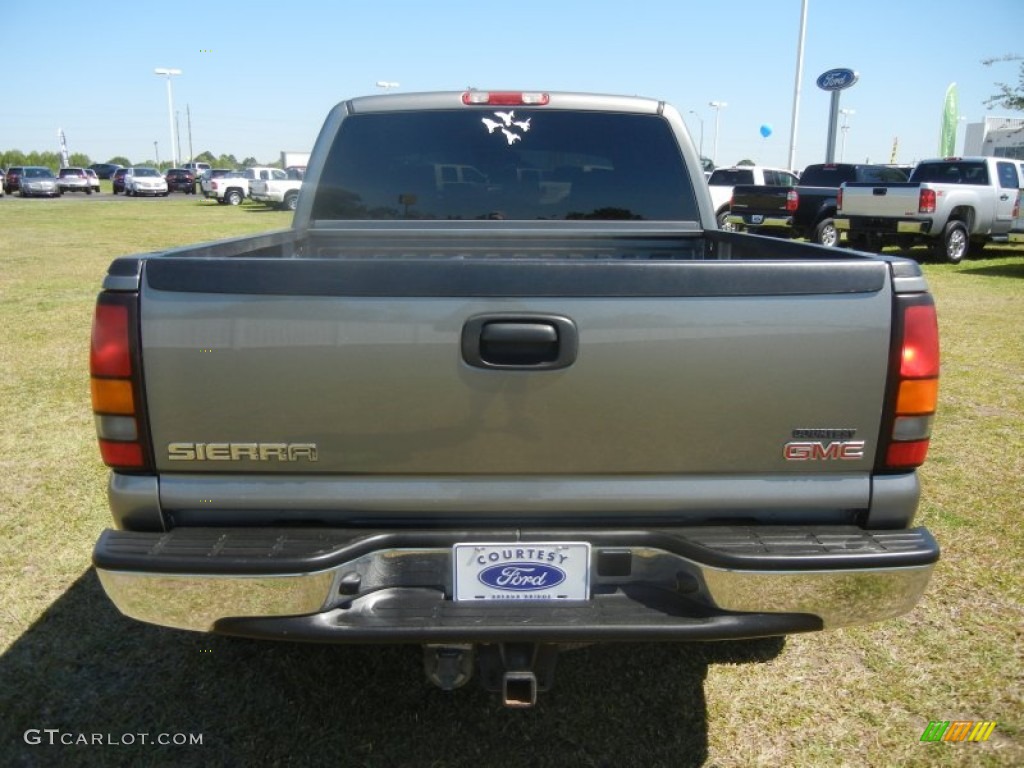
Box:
[836,156,1022,263]
[90,90,940,706]
[249,167,303,211]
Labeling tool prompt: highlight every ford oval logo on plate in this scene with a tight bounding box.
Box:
[816,68,859,91]
[479,562,566,592]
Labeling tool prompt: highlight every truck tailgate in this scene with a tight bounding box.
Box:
[139,256,893,484]
[842,182,921,217]
[729,186,790,213]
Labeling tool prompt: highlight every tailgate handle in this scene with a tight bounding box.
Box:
[462,314,578,370]
[872,188,887,196]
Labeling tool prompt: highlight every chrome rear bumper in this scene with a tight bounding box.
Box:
[94,526,938,640]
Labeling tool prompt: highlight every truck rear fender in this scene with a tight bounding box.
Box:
[948,205,975,231]
[813,198,837,224]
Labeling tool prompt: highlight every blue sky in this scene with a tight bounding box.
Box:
[4,0,1021,170]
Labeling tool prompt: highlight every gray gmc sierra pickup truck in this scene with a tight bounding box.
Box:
[90,91,940,707]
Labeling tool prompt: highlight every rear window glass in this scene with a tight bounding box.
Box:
[856,167,909,183]
[910,162,988,185]
[708,169,754,186]
[799,165,856,186]
[312,110,698,221]
[765,170,799,187]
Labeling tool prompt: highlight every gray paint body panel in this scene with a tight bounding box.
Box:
[140,271,891,483]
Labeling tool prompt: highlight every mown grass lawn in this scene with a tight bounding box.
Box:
[0,194,1020,767]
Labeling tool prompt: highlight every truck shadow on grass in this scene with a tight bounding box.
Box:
[886,244,1024,271]
[1,570,785,768]
[955,261,1024,279]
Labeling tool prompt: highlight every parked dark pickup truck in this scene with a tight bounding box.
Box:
[727,163,910,246]
[90,91,940,707]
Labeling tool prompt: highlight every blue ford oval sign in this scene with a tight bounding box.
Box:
[479,562,566,592]
[817,68,859,92]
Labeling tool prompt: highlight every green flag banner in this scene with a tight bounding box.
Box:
[939,83,959,156]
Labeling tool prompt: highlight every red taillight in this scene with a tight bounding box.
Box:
[462,91,550,106]
[901,305,940,378]
[882,295,940,471]
[785,189,799,213]
[91,304,132,376]
[98,440,145,468]
[1013,192,1021,220]
[91,292,151,472]
[886,440,930,469]
[837,187,843,211]
[919,188,936,214]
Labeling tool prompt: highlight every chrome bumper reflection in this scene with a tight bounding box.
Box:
[96,569,337,633]
[96,546,935,634]
[701,563,934,628]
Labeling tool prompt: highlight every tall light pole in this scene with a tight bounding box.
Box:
[839,108,855,161]
[788,0,809,172]
[709,101,727,166]
[688,110,705,163]
[154,68,182,167]
[175,110,182,168]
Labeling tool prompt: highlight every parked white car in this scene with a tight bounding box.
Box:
[124,167,169,197]
[85,168,101,193]
[57,167,94,194]
[707,165,799,229]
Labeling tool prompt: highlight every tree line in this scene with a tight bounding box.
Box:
[0,149,274,171]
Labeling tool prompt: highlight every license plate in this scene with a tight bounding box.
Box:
[453,542,591,601]
[751,214,764,225]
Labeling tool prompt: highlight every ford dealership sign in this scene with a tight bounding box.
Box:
[817,68,859,91]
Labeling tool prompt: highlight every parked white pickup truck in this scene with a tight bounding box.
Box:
[202,166,283,206]
[836,156,1022,263]
[249,168,303,211]
[707,165,799,229]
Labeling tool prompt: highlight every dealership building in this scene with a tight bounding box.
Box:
[963,116,1024,159]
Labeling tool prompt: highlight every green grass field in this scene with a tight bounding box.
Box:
[1,193,1020,767]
